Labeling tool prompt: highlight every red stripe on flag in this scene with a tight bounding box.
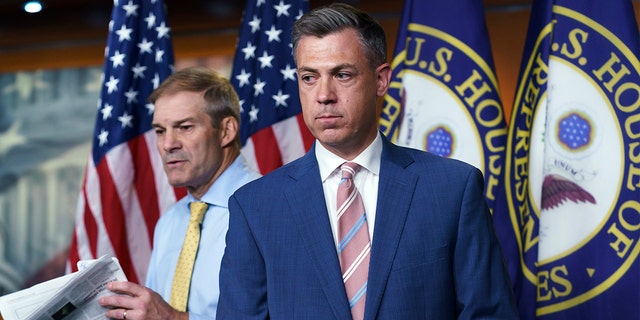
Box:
[83,190,99,259]
[296,113,315,151]
[174,186,187,200]
[67,232,80,273]
[129,136,160,243]
[95,159,139,284]
[67,169,99,273]
[252,126,284,174]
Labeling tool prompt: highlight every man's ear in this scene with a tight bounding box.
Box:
[219,116,238,147]
[376,62,392,97]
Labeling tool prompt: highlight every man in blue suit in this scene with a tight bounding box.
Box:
[217,3,518,319]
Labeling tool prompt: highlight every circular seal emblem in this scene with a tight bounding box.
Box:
[503,5,640,316]
[381,23,507,208]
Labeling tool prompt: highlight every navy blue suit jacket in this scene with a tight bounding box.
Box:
[217,136,518,319]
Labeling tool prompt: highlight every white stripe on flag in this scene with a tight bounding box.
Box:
[73,185,92,261]
[273,117,307,165]
[106,143,152,282]
[240,137,260,173]
[83,156,115,258]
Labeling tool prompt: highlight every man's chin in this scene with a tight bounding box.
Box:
[315,130,346,145]
[167,177,189,188]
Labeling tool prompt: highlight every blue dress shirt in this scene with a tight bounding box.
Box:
[145,156,260,320]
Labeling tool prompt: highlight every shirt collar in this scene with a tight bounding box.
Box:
[185,156,247,208]
[316,132,383,182]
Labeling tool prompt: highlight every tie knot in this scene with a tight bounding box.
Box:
[189,201,208,224]
[341,162,360,180]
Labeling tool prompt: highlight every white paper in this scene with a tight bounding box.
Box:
[0,255,127,320]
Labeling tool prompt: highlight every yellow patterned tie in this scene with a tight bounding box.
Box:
[169,201,208,311]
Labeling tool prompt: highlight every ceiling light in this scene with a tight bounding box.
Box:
[24,1,43,13]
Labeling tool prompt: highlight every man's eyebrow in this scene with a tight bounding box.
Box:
[297,63,357,74]
[330,64,357,74]
[297,66,318,73]
[152,117,194,128]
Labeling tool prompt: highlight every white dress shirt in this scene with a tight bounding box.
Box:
[315,132,382,247]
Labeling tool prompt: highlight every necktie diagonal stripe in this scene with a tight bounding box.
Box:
[337,213,368,253]
[349,281,368,308]
[337,191,360,220]
[337,162,370,320]
[342,242,371,282]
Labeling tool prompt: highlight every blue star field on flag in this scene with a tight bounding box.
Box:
[93,0,174,164]
[232,0,307,138]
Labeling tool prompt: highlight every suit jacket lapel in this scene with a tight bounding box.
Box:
[284,149,352,319]
[365,138,418,320]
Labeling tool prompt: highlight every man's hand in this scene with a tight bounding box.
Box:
[98,281,188,320]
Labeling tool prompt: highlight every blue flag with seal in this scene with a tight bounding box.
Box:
[380,0,507,212]
[494,0,640,318]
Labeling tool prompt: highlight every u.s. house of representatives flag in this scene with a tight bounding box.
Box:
[231,0,314,174]
[67,0,186,284]
[494,0,640,318]
[380,0,507,212]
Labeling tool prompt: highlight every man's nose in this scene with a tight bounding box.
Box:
[316,78,337,105]
[162,130,181,152]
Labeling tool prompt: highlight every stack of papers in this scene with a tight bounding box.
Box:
[0,255,127,320]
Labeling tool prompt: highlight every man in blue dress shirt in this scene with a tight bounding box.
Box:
[99,66,260,320]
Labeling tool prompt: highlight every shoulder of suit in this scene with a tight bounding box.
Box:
[233,157,303,194]
[396,145,477,172]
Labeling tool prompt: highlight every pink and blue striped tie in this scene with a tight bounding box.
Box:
[337,162,370,320]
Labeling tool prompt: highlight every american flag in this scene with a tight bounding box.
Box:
[232,0,315,175]
[67,0,186,284]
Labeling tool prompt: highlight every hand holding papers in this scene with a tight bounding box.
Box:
[0,255,127,320]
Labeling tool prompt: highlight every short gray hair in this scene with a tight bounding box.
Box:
[291,3,387,68]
